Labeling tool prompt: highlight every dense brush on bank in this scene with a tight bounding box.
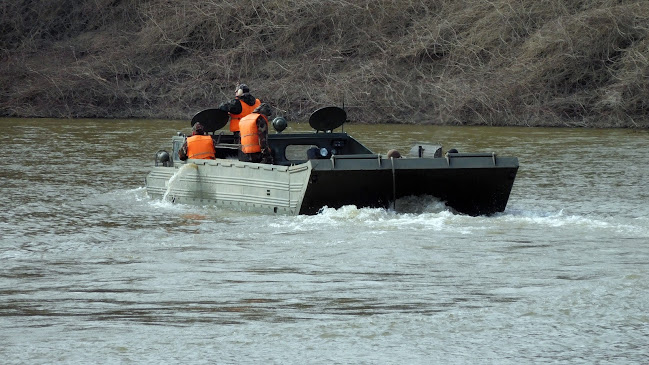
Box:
[1,0,648,127]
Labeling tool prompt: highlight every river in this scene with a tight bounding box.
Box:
[1,118,648,364]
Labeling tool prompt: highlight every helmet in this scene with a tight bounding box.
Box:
[235,83,249,96]
[254,103,273,117]
[192,122,205,135]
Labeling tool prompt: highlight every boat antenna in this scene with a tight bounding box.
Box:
[341,93,345,133]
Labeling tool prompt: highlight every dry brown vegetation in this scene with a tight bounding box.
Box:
[1,0,648,127]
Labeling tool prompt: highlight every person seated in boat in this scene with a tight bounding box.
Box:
[238,103,274,164]
[217,83,261,143]
[178,122,216,161]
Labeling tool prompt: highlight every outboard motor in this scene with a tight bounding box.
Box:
[155,150,172,167]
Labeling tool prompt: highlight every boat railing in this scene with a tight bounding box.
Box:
[328,154,381,159]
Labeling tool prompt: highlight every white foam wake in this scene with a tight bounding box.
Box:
[162,163,196,202]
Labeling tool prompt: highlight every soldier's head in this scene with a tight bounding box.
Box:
[192,122,205,135]
[235,84,250,97]
[254,103,273,117]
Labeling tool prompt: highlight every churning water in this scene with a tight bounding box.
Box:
[1,118,648,364]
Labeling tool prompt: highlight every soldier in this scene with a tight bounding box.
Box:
[218,83,261,143]
[238,103,274,164]
[179,122,216,161]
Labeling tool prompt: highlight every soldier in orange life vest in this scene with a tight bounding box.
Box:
[217,84,261,143]
[178,122,216,161]
[238,103,274,164]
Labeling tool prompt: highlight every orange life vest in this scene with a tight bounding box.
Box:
[229,98,261,132]
[239,113,269,154]
[186,135,216,159]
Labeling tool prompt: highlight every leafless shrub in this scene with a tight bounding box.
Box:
[1,0,648,127]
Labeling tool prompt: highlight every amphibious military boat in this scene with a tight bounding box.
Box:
[145,107,518,215]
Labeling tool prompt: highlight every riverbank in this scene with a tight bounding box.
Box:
[1,1,648,127]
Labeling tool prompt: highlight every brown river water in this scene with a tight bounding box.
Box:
[1,117,648,364]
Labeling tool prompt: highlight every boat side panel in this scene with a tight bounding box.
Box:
[393,167,518,215]
[301,156,518,215]
[145,160,311,215]
[299,169,394,214]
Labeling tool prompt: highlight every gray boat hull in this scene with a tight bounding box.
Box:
[146,159,312,215]
[146,152,518,216]
[145,106,518,216]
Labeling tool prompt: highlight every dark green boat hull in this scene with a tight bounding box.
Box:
[301,153,518,215]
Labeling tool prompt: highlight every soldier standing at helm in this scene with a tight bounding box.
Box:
[179,122,216,161]
[238,103,274,164]
[218,84,261,143]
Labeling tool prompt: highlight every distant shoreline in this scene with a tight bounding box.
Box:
[2,1,648,128]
